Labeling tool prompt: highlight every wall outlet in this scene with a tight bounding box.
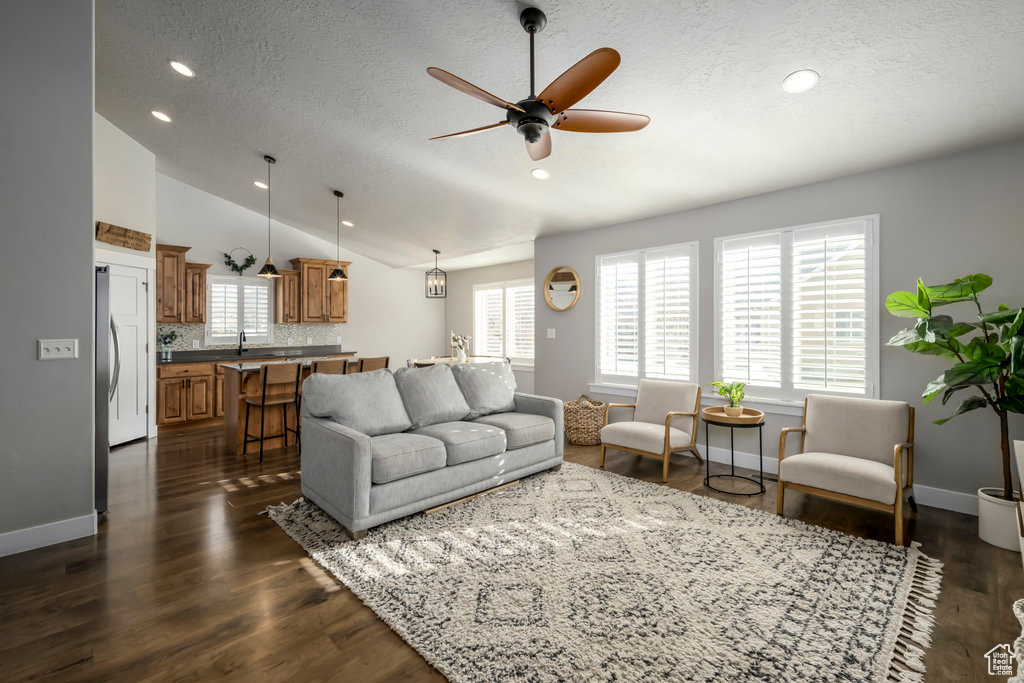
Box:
[192,339,200,349]
[38,339,79,360]
[306,336,313,345]
[336,335,343,345]
[546,328,556,339]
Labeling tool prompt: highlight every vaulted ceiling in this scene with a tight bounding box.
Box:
[95,0,1024,268]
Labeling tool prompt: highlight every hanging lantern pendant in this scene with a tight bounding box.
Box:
[257,155,281,278]
[425,249,446,298]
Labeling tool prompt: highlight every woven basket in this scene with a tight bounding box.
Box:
[564,394,606,446]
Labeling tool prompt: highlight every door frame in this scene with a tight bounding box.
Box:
[96,247,158,439]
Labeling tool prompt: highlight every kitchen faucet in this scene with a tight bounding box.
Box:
[238,330,247,356]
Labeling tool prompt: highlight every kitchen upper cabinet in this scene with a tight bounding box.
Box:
[156,244,190,323]
[274,269,300,324]
[183,263,211,324]
[290,258,350,323]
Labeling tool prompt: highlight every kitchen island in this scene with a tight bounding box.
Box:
[221,353,355,456]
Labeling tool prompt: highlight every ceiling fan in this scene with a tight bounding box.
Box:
[426,7,650,161]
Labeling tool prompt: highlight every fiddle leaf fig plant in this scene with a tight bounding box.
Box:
[886,273,1023,500]
[710,380,745,407]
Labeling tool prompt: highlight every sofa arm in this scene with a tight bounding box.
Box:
[514,392,564,457]
[300,416,373,522]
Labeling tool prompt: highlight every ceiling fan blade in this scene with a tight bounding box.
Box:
[536,48,621,114]
[427,67,525,112]
[429,121,508,141]
[552,109,650,133]
[526,130,551,161]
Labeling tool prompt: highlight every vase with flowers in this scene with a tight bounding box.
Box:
[157,330,178,362]
[450,331,471,362]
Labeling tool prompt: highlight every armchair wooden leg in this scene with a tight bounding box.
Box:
[662,452,670,483]
[600,444,607,468]
[894,495,904,546]
[688,446,704,464]
[776,482,785,516]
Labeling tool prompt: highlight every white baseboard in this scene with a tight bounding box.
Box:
[0,512,97,558]
[696,446,979,516]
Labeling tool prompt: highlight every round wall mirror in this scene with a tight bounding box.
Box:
[543,266,581,311]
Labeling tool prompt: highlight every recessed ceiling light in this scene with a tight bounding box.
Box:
[151,110,172,122]
[531,168,550,180]
[341,220,354,227]
[253,180,268,189]
[782,69,819,94]
[169,61,195,78]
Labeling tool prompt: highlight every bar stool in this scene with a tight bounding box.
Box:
[311,359,348,375]
[243,362,301,463]
[358,356,390,372]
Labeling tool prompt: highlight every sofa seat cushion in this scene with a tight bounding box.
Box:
[779,452,899,504]
[393,363,471,429]
[303,370,412,436]
[473,412,555,450]
[410,421,507,466]
[369,433,447,484]
[600,421,690,455]
[450,361,517,418]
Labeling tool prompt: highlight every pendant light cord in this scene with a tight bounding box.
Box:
[336,195,341,262]
[266,158,272,258]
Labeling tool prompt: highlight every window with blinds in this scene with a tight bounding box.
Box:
[473,279,534,363]
[207,276,272,344]
[597,243,698,385]
[714,216,877,401]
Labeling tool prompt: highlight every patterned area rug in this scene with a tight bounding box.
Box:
[269,463,942,682]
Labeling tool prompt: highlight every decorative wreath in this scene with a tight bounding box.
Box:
[224,247,257,275]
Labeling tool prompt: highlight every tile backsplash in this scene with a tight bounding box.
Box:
[157,323,344,352]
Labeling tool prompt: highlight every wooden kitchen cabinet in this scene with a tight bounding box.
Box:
[290,258,350,323]
[274,269,301,324]
[186,375,214,421]
[183,263,211,324]
[156,244,190,323]
[215,374,225,417]
[157,377,188,425]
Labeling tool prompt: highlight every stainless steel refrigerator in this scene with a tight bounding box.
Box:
[95,266,112,514]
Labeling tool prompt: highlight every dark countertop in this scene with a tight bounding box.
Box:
[157,345,356,365]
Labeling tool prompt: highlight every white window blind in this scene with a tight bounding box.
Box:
[715,216,877,401]
[597,243,698,385]
[644,246,695,381]
[207,276,272,344]
[473,279,534,363]
[718,234,782,387]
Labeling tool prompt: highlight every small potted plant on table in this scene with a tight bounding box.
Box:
[710,380,746,417]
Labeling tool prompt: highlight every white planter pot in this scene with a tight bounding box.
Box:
[978,487,1021,552]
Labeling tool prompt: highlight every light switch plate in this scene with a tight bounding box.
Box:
[192,340,200,349]
[546,328,556,339]
[306,336,313,345]
[336,335,342,344]
[38,339,79,360]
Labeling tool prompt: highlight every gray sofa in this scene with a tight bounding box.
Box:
[300,361,563,538]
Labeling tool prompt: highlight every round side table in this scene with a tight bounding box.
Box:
[702,415,765,496]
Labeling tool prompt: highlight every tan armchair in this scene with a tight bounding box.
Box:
[600,379,703,482]
[777,394,915,545]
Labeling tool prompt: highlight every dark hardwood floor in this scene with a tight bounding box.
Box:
[0,425,1020,681]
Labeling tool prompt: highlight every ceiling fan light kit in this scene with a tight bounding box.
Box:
[426,7,650,160]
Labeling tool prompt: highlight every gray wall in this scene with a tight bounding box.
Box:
[0,1,96,533]
[535,139,1024,497]
[445,260,535,392]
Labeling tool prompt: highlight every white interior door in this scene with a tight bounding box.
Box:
[108,264,149,445]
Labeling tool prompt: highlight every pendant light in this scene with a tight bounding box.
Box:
[425,249,446,298]
[328,190,348,282]
[257,155,281,278]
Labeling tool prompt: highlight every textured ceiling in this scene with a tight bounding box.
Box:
[95,0,1024,268]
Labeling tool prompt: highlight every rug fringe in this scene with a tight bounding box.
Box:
[886,548,943,682]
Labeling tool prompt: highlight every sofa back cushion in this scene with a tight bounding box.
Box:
[393,364,471,429]
[803,394,910,464]
[302,369,412,436]
[450,361,517,418]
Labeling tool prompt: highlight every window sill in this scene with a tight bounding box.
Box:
[586,382,806,417]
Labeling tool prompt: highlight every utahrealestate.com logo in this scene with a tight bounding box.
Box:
[986,644,1016,676]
